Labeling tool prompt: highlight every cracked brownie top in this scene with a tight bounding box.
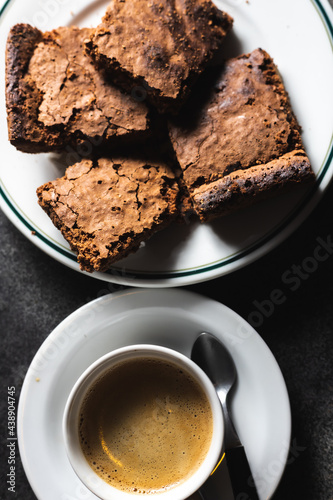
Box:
[168,48,314,220]
[5,24,150,153]
[87,0,233,113]
[36,157,179,272]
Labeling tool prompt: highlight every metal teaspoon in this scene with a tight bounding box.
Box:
[191,332,260,500]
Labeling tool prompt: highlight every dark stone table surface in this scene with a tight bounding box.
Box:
[1,2,332,500]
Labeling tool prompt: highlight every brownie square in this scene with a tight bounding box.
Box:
[168,48,315,221]
[36,157,179,272]
[5,24,150,153]
[87,0,233,114]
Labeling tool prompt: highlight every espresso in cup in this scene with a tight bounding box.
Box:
[63,345,224,500]
[78,357,213,495]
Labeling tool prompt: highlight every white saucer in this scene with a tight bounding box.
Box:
[18,289,291,500]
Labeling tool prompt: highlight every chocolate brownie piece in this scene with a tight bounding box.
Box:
[87,0,233,114]
[5,24,150,153]
[36,157,179,272]
[168,48,315,221]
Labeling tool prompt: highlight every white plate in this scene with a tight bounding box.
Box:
[18,288,291,500]
[1,0,332,287]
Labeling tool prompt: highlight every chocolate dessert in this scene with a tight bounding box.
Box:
[168,48,315,221]
[87,0,233,113]
[36,157,179,272]
[5,24,150,153]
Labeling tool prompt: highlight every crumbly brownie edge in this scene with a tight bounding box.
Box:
[36,161,180,273]
[5,24,50,153]
[5,24,80,153]
[191,151,315,221]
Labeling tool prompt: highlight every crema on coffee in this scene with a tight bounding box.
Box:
[79,357,213,494]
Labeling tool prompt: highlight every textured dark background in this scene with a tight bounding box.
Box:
[1,1,333,499]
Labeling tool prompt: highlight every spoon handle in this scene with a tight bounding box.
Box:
[198,454,234,500]
[224,446,260,500]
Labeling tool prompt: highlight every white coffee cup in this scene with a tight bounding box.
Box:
[63,344,224,500]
